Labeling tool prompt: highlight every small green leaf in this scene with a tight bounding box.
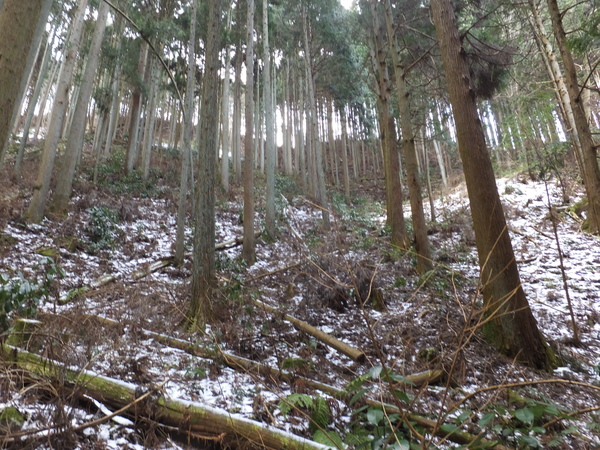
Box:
[518,435,540,447]
[313,429,343,448]
[369,365,383,379]
[515,407,534,426]
[367,407,384,425]
[478,411,496,428]
[455,409,472,424]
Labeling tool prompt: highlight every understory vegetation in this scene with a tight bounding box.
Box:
[1,149,599,449]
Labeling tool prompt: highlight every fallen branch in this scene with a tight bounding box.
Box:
[252,298,367,364]
[1,344,334,450]
[59,232,255,304]
[244,261,304,284]
[36,314,483,447]
[89,314,441,393]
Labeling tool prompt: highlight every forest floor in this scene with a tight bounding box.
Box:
[1,149,599,449]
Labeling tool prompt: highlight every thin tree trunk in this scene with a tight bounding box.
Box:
[242,0,257,264]
[221,32,232,192]
[126,42,148,174]
[546,0,600,234]
[339,107,351,199]
[0,0,52,167]
[302,8,330,229]
[15,29,56,175]
[175,0,198,266]
[233,41,243,183]
[141,59,159,180]
[25,0,88,223]
[383,0,432,273]
[50,1,110,216]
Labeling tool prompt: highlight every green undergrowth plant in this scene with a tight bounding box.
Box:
[94,147,163,197]
[0,257,64,334]
[342,365,415,449]
[279,393,343,447]
[85,206,120,253]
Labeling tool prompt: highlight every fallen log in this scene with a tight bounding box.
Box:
[89,314,441,394]
[252,299,367,364]
[35,314,486,447]
[0,344,335,450]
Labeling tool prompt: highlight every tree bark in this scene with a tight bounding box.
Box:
[383,0,432,273]
[189,0,223,327]
[1,344,332,450]
[546,0,600,234]
[431,0,554,369]
[25,0,88,223]
[302,8,330,229]
[368,7,406,247]
[242,0,257,264]
[0,0,52,168]
[175,0,198,267]
[264,0,277,238]
[49,0,110,216]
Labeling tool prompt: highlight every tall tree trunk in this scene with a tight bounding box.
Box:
[50,1,110,216]
[368,6,406,247]
[263,0,276,237]
[546,0,600,234]
[431,0,554,369]
[527,0,582,170]
[339,107,351,200]
[383,0,432,273]
[141,59,159,180]
[175,0,198,266]
[302,7,330,229]
[26,0,88,223]
[126,42,148,174]
[190,0,222,327]
[221,34,232,192]
[233,41,243,183]
[242,0,257,264]
[0,0,52,168]
[15,29,57,175]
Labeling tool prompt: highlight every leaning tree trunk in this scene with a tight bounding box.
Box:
[25,0,88,223]
[0,0,52,168]
[49,0,110,217]
[546,0,600,234]
[431,0,555,369]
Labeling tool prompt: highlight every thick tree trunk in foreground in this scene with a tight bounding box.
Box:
[546,0,600,234]
[189,0,222,327]
[431,0,554,369]
[0,0,52,168]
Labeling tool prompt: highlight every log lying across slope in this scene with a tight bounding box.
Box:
[0,343,334,450]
